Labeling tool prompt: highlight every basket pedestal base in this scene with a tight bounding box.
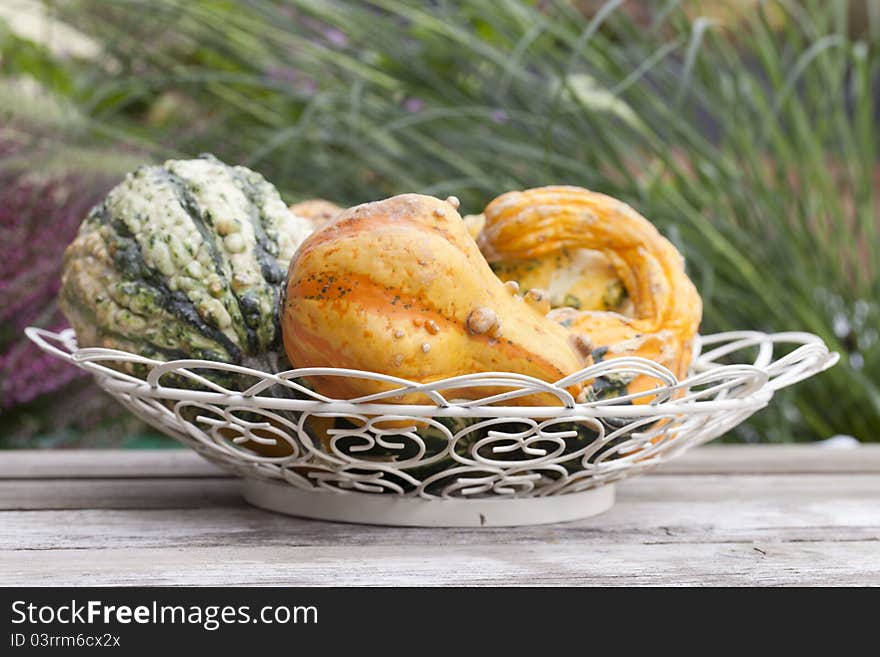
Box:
[242,479,615,527]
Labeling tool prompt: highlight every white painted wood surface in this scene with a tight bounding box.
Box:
[1,445,878,586]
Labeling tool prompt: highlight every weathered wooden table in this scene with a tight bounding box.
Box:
[1,445,878,586]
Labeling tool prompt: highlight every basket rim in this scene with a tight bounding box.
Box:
[25,326,839,420]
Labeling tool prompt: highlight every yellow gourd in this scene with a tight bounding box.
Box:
[479,186,702,395]
[489,248,630,313]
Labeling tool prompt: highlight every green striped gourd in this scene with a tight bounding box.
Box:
[60,155,312,385]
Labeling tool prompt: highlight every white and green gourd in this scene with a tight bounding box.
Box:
[60,154,312,386]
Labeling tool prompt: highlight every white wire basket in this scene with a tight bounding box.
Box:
[27,327,837,527]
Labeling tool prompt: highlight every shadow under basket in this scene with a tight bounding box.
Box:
[27,327,837,527]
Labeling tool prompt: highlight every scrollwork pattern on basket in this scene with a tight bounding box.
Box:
[25,327,838,499]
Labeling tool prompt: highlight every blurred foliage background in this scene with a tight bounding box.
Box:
[1,0,877,447]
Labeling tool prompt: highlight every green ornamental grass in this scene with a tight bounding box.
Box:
[13,0,880,442]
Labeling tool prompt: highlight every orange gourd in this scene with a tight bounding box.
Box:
[282,193,590,405]
[479,186,702,396]
[289,199,344,231]
[489,248,629,314]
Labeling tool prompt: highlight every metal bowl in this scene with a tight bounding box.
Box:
[27,327,837,526]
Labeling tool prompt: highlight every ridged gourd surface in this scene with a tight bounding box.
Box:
[60,155,312,374]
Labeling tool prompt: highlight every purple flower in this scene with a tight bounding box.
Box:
[404,97,425,113]
[264,65,318,96]
[322,27,348,48]
[299,78,318,96]
[0,135,117,408]
[491,109,509,124]
[264,65,300,84]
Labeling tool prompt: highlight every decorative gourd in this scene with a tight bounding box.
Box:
[282,193,590,405]
[289,199,343,231]
[548,307,682,399]
[479,186,702,396]
[462,213,486,240]
[471,204,630,314]
[60,155,313,382]
[488,248,630,313]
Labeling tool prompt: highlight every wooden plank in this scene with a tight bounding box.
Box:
[654,444,880,474]
[1,475,876,548]
[1,472,877,512]
[1,541,877,586]
[2,445,878,480]
[0,448,226,479]
[1,447,877,586]
[2,501,876,551]
[0,478,240,510]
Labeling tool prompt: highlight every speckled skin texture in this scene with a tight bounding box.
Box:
[60,155,312,375]
[488,247,628,313]
[282,193,589,405]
